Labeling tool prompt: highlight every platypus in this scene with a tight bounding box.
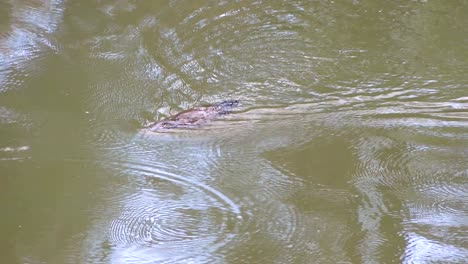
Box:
[146,100,239,132]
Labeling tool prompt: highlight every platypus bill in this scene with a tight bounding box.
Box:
[146,100,239,132]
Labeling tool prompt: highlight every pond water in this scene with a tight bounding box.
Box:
[1,1,467,263]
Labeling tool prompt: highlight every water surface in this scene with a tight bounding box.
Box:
[1,0,467,263]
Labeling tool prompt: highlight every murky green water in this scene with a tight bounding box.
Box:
[1,1,467,263]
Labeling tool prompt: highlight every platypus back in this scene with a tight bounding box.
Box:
[214,100,240,108]
[147,100,239,132]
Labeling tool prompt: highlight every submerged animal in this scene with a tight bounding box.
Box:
[146,100,239,132]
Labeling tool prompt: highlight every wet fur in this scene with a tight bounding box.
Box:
[147,100,239,132]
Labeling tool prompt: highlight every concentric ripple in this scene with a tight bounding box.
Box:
[104,161,244,262]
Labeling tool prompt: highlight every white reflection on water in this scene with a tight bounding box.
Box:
[404,232,468,263]
[0,0,63,92]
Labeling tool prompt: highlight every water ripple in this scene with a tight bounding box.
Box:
[0,145,31,161]
[0,1,64,92]
[403,232,468,263]
[101,161,244,262]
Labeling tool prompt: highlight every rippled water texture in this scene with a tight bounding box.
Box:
[1,0,467,263]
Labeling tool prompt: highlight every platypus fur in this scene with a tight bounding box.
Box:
[147,100,239,132]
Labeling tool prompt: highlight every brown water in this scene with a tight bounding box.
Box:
[1,1,467,263]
